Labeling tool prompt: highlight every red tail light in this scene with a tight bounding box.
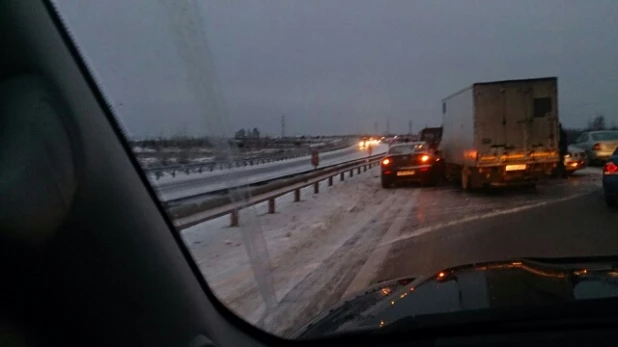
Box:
[382,158,391,166]
[605,161,618,175]
[593,143,602,151]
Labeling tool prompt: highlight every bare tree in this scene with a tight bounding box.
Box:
[592,113,606,130]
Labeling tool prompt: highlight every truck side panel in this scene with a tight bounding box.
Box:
[440,87,475,167]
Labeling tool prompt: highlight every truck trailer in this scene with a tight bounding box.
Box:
[440,77,560,189]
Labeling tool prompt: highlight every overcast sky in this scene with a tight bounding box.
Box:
[55,0,618,138]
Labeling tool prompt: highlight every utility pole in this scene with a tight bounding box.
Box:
[386,119,390,135]
[281,114,286,138]
[408,120,413,135]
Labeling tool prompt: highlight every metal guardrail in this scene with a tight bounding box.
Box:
[171,153,384,230]
[142,141,354,179]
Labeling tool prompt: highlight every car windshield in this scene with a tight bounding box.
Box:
[53,0,618,339]
[591,132,618,141]
[389,144,427,154]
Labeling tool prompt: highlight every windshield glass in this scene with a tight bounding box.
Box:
[591,132,618,141]
[53,0,618,339]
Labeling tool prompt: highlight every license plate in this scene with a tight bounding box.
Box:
[397,170,415,176]
[505,164,527,171]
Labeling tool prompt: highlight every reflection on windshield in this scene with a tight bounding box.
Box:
[54,0,618,339]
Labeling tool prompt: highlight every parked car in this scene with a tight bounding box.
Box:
[602,148,618,206]
[563,145,587,175]
[572,131,618,165]
[380,142,442,188]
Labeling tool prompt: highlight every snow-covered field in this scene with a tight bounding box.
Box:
[155,144,388,201]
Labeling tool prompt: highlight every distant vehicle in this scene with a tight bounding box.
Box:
[440,77,560,189]
[388,136,413,147]
[602,147,618,206]
[563,145,587,175]
[380,142,442,188]
[571,131,618,165]
[359,136,380,149]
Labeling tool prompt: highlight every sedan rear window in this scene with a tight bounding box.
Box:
[389,144,426,154]
[591,132,618,141]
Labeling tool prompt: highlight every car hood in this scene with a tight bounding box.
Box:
[295,257,618,338]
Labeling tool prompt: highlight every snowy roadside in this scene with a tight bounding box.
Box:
[181,164,402,332]
[151,144,376,187]
[176,159,603,337]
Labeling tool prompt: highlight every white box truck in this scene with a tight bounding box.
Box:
[440,77,560,189]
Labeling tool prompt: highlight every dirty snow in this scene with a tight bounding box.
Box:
[182,164,392,330]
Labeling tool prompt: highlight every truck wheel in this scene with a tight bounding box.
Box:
[605,193,617,207]
[461,169,470,191]
[423,174,437,187]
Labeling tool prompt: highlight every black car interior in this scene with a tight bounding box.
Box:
[1,1,618,346]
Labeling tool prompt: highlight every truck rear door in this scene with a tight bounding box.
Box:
[474,83,527,159]
[526,80,558,156]
[475,79,558,163]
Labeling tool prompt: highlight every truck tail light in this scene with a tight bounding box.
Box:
[421,155,430,162]
[604,161,618,175]
[593,143,602,151]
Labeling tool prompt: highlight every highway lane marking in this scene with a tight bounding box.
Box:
[342,189,420,299]
[378,190,594,248]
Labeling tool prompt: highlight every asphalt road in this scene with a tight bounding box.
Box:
[185,165,617,337]
[371,170,618,285]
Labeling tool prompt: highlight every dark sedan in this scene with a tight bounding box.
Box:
[380,142,442,188]
[603,148,618,206]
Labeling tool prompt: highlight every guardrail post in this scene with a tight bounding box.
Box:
[363,165,367,172]
[340,172,344,181]
[349,169,353,177]
[294,189,301,202]
[328,176,333,186]
[230,209,239,227]
[314,182,319,194]
[357,167,361,174]
[268,198,275,213]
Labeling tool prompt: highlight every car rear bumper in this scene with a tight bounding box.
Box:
[382,164,434,181]
[589,150,614,161]
[564,159,587,172]
[603,176,618,197]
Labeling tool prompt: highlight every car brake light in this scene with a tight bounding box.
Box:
[382,158,390,165]
[593,143,602,151]
[605,161,618,175]
[421,155,430,162]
